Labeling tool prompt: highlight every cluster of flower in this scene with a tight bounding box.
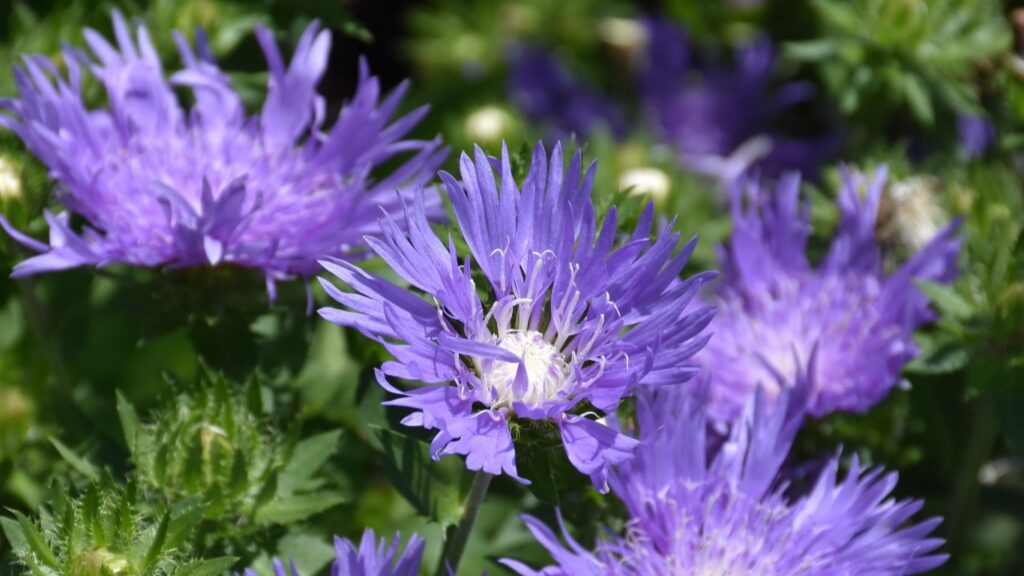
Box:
[508,18,839,183]
[0,13,960,576]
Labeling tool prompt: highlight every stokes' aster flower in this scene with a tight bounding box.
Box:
[697,169,961,421]
[508,46,627,140]
[0,12,445,300]
[245,530,424,576]
[319,142,714,487]
[504,374,948,575]
[642,19,836,182]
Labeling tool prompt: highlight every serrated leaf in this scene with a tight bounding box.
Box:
[371,425,466,526]
[916,280,973,320]
[177,556,238,576]
[165,497,208,552]
[141,511,171,573]
[10,511,58,569]
[116,391,140,451]
[0,517,28,556]
[278,430,343,494]
[253,492,346,525]
[252,472,279,515]
[49,438,99,482]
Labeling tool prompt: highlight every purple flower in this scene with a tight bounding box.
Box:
[245,530,424,576]
[0,12,446,301]
[642,19,836,182]
[697,169,961,421]
[503,373,948,575]
[508,46,627,141]
[318,141,714,487]
[957,114,996,158]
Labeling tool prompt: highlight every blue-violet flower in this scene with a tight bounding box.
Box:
[245,530,424,576]
[696,169,961,421]
[318,141,714,487]
[504,371,948,575]
[0,13,446,301]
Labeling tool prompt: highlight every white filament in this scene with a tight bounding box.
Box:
[486,331,570,408]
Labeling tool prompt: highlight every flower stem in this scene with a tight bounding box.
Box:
[946,393,998,566]
[17,278,74,400]
[437,471,492,576]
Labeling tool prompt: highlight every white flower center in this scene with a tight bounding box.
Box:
[486,331,570,408]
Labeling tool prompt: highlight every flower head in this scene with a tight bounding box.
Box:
[246,530,424,576]
[641,19,836,182]
[508,46,627,141]
[504,373,948,575]
[0,12,446,300]
[957,114,996,158]
[697,169,961,421]
[319,141,714,487]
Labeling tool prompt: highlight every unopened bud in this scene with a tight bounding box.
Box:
[465,106,513,145]
[619,167,671,204]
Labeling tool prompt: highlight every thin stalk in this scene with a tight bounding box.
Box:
[16,278,74,399]
[436,471,492,576]
[947,393,998,566]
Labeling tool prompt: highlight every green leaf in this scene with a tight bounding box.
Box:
[907,333,971,375]
[141,511,171,573]
[177,556,239,576]
[278,430,343,494]
[784,39,836,61]
[916,280,974,320]
[254,492,347,525]
[164,497,208,552]
[9,510,59,569]
[0,517,28,557]
[902,74,934,125]
[371,425,467,526]
[49,438,100,482]
[116,391,140,451]
[270,533,335,576]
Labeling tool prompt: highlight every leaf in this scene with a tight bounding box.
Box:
[177,556,239,576]
[164,497,208,552]
[784,39,836,61]
[141,511,170,573]
[116,391,140,451]
[916,280,974,320]
[371,425,467,526]
[278,430,343,494]
[9,511,58,569]
[0,517,28,556]
[907,332,970,375]
[902,74,934,125]
[254,492,347,525]
[49,438,99,482]
[271,533,335,576]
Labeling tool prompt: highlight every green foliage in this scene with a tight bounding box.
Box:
[0,476,234,576]
[371,426,469,527]
[2,1,1024,574]
[787,0,1010,127]
[122,367,346,556]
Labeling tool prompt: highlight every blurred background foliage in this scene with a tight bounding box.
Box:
[0,0,1022,575]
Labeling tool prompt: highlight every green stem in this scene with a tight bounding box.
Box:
[436,472,492,576]
[16,278,74,400]
[946,393,998,566]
